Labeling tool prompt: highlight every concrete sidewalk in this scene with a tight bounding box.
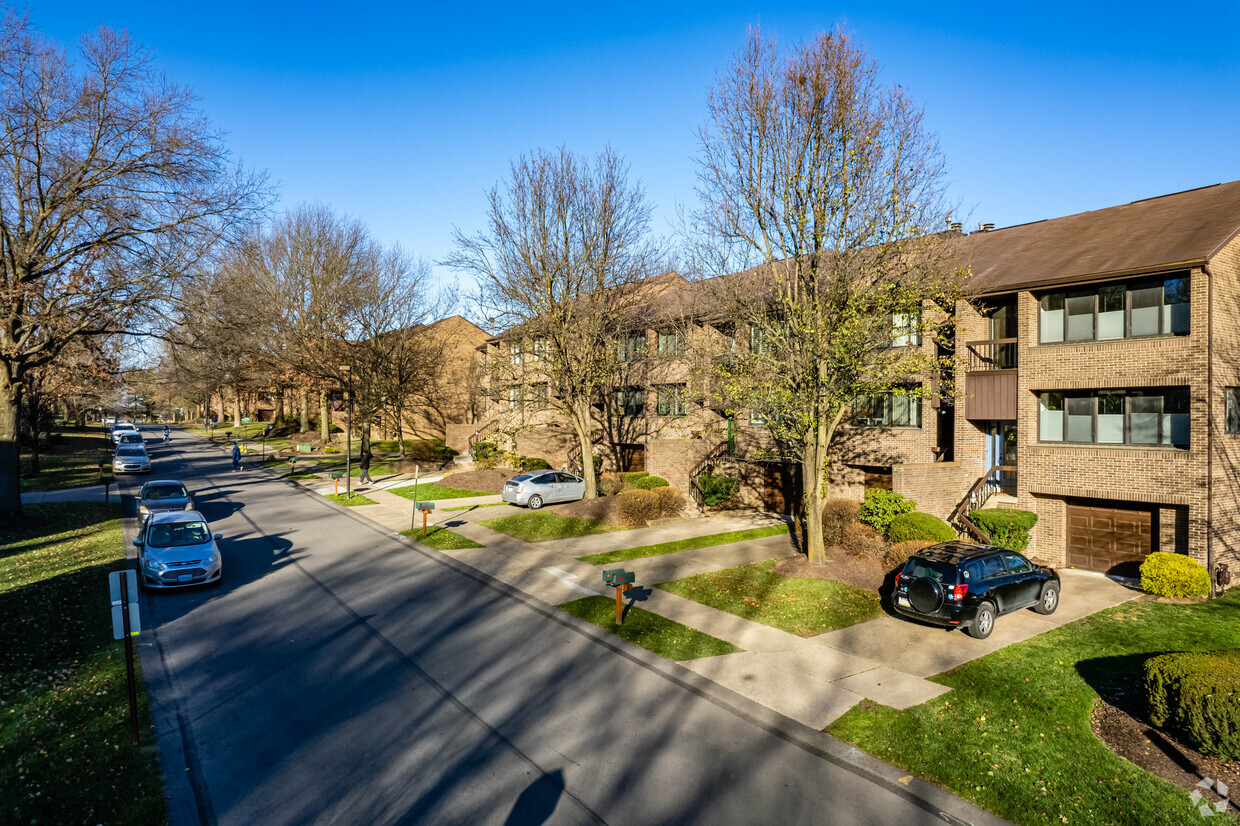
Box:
[21,484,117,504]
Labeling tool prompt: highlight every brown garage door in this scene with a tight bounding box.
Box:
[762,463,802,514]
[1066,503,1152,576]
[617,444,645,473]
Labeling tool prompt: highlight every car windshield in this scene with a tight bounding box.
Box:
[903,558,957,582]
[147,521,210,548]
[145,485,187,501]
[120,434,142,441]
[117,447,146,457]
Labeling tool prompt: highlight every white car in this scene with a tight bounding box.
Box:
[113,445,151,474]
[111,421,140,444]
[134,510,222,589]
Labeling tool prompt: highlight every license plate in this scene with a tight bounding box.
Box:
[178,574,193,582]
[897,596,910,607]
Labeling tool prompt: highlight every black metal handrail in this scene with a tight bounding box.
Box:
[950,463,1017,542]
[964,338,1018,371]
[687,441,735,505]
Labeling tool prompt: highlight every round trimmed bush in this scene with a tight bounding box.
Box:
[822,498,862,548]
[1144,649,1240,760]
[858,489,916,534]
[841,521,886,560]
[1140,551,1210,598]
[887,512,955,544]
[967,508,1038,553]
[597,476,624,496]
[617,488,659,526]
[623,471,649,484]
[520,456,551,471]
[652,486,685,518]
[634,475,669,490]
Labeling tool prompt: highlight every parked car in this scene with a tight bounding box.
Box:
[102,415,116,427]
[111,421,140,444]
[134,510,222,589]
[501,471,586,509]
[113,445,151,474]
[137,480,194,525]
[116,431,145,446]
[892,541,1060,639]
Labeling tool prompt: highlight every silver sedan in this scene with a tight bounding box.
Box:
[113,445,151,474]
[501,471,586,509]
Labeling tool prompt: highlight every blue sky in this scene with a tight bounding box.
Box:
[37,2,1240,299]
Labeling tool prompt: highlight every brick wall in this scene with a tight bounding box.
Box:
[1209,236,1240,573]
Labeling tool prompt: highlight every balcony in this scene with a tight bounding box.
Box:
[964,338,1018,421]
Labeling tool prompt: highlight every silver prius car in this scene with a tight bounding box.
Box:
[501,471,586,509]
[135,511,222,589]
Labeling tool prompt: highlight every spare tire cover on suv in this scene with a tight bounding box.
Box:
[909,577,945,613]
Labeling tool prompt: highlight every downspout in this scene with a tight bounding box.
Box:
[1205,262,1216,598]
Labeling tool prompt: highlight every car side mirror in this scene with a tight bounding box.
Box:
[133,539,143,547]
[213,533,222,540]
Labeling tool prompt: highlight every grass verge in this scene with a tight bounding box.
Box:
[559,596,741,660]
[443,502,508,512]
[579,524,790,565]
[324,493,378,506]
[480,512,629,542]
[655,559,882,636]
[400,526,483,550]
[0,503,165,824]
[826,588,1240,825]
[20,428,112,492]
[389,483,492,502]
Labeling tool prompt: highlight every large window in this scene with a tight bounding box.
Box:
[1038,275,1190,344]
[854,386,922,428]
[532,383,549,410]
[617,333,646,363]
[750,325,769,355]
[615,387,645,418]
[508,342,522,365]
[656,385,687,416]
[507,386,521,410]
[1038,387,1189,447]
[890,312,922,348]
[532,338,548,362]
[1227,388,1240,434]
[657,330,687,357]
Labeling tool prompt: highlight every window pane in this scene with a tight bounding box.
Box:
[1066,292,1095,341]
[1228,388,1240,434]
[893,394,910,426]
[1097,391,1124,443]
[1097,284,1125,339]
[1130,284,1162,336]
[1164,278,1190,335]
[989,301,1016,339]
[1066,395,1093,442]
[1129,393,1162,443]
[1039,393,1064,441]
[1039,294,1065,343]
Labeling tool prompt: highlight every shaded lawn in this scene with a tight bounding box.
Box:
[389,483,492,502]
[0,504,165,825]
[400,526,483,550]
[324,493,378,506]
[286,471,321,481]
[827,589,1240,826]
[655,560,882,636]
[442,502,507,512]
[19,429,113,492]
[479,512,630,542]
[580,524,790,565]
[559,596,741,661]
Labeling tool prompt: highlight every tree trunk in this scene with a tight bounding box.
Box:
[299,386,310,433]
[568,399,597,499]
[802,404,848,565]
[0,365,24,520]
[275,387,285,423]
[395,411,405,458]
[233,386,242,429]
[319,389,329,443]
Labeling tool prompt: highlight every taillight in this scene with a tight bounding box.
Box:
[895,573,903,587]
[516,484,524,493]
[947,583,969,601]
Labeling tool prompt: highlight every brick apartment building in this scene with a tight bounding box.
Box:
[464,181,1240,581]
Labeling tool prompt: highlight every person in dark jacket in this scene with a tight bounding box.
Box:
[358,448,373,485]
[232,442,242,472]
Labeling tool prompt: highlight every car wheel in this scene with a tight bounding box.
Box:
[528,495,543,510]
[1035,583,1060,615]
[968,602,996,639]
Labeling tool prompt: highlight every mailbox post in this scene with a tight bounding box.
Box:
[416,501,435,536]
[603,568,636,625]
[329,472,343,495]
[108,570,141,745]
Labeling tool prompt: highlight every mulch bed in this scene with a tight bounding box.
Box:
[550,496,625,524]
[1092,699,1238,812]
[774,550,887,593]
[433,469,514,493]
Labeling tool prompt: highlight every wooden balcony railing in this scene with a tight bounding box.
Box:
[965,338,1018,371]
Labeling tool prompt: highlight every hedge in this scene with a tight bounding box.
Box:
[634,475,669,490]
[887,512,955,544]
[520,456,551,471]
[967,508,1038,553]
[822,498,862,548]
[698,473,739,507]
[623,471,649,484]
[617,487,684,525]
[858,490,916,534]
[1144,649,1240,760]
[1139,551,1210,598]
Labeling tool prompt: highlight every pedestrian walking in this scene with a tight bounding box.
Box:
[231,441,242,472]
[358,447,373,485]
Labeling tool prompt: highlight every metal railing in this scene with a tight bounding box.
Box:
[950,463,1017,543]
[687,441,736,505]
[964,338,1018,371]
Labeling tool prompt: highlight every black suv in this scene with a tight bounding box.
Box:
[893,542,1060,639]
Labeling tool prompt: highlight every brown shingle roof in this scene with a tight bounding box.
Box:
[960,180,1240,294]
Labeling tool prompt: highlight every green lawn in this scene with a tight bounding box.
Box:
[656,560,882,636]
[286,471,321,481]
[400,526,483,550]
[19,428,113,492]
[443,502,508,512]
[559,596,742,660]
[0,504,165,825]
[389,483,492,502]
[479,512,630,542]
[827,589,1240,826]
[324,493,378,506]
[579,524,790,565]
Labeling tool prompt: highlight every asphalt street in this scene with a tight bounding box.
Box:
[121,428,1005,826]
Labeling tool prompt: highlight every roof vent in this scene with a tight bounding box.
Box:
[949,221,963,232]
[978,222,995,232]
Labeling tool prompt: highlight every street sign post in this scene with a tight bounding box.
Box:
[107,570,141,745]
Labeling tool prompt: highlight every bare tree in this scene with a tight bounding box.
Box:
[448,147,660,498]
[692,28,967,563]
[0,10,269,518]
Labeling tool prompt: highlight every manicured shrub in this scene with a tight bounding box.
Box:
[1140,551,1210,598]
[617,489,660,526]
[883,539,938,570]
[967,508,1038,553]
[858,489,916,534]
[520,456,551,471]
[473,440,497,459]
[841,521,886,560]
[407,439,455,462]
[887,512,955,544]
[634,475,669,490]
[322,446,340,454]
[597,476,624,496]
[698,473,740,507]
[623,471,649,484]
[652,486,686,519]
[1144,649,1240,760]
[822,498,862,548]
